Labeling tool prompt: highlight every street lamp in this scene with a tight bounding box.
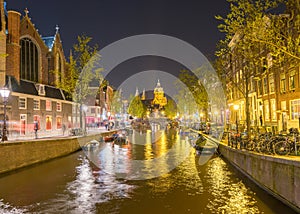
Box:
[0,87,10,142]
[233,104,239,148]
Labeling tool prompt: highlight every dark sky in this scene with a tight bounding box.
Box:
[6,0,229,60]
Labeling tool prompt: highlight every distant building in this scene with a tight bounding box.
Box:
[152,79,167,110]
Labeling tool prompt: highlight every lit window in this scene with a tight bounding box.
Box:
[56,116,62,129]
[33,99,40,110]
[56,102,62,112]
[270,99,276,121]
[290,99,300,120]
[46,100,52,111]
[46,115,52,130]
[264,100,270,121]
[19,97,27,109]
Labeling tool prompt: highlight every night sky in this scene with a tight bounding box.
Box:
[7,0,229,59]
[6,0,230,90]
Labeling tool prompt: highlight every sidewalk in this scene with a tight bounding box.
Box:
[4,126,112,142]
[205,132,300,162]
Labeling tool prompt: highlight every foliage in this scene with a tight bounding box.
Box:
[216,0,299,63]
[215,0,300,135]
[164,99,177,119]
[111,89,123,116]
[56,34,103,101]
[176,69,208,111]
[128,95,146,118]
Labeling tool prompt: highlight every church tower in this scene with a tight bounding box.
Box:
[0,0,6,86]
[152,79,167,109]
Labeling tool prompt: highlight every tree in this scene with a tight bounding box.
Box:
[111,89,123,117]
[216,0,299,63]
[164,99,177,119]
[215,0,300,135]
[57,34,103,130]
[128,95,146,118]
[174,69,209,123]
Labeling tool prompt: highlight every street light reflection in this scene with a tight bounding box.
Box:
[205,158,260,213]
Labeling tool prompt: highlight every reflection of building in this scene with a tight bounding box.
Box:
[152,79,167,110]
[0,1,73,138]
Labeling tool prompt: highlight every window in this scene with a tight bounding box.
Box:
[269,74,274,93]
[38,84,45,96]
[263,77,268,95]
[270,99,276,121]
[19,97,26,109]
[20,38,39,82]
[289,73,295,90]
[258,80,263,96]
[264,100,270,121]
[91,108,96,114]
[46,116,52,130]
[280,73,286,92]
[290,99,300,120]
[56,116,62,129]
[56,102,62,112]
[33,99,40,110]
[46,100,52,111]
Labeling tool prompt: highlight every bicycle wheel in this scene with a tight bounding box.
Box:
[273,141,290,155]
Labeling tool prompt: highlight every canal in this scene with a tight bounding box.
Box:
[0,129,297,214]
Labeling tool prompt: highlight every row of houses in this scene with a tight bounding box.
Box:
[224,3,300,134]
[0,1,113,139]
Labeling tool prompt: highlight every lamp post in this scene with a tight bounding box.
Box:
[0,87,10,142]
[233,104,239,148]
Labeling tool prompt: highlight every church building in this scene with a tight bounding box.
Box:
[0,0,73,139]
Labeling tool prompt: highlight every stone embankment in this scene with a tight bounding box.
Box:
[0,131,115,175]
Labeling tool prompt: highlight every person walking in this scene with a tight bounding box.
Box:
[34,121,38,139]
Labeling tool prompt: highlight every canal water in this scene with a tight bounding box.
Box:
[0,129,297,214]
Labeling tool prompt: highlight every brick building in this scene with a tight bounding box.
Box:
[225,5,300,133]
[0,0,74,139]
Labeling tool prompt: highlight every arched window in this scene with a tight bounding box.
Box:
[20,37,39,82]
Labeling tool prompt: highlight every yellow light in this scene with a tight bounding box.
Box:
[234,104,239,110]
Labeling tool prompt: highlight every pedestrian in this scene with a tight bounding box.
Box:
[259,115,263,127]
[62,124,66,136]
[34,121,38,139]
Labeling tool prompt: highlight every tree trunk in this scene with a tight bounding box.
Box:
[245,74,251,138]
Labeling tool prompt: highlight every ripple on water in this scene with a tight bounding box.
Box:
[204,158,261,214]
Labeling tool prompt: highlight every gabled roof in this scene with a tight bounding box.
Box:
[8,76,38,95]
[6,76,70,101]
[45,86,64,100]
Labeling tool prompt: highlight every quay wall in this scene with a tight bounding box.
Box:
[218,143,300,212]
[0,132,115,175]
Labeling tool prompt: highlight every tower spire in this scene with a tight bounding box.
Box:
[55,24,59,34]
[135,87,139,96]
[141,88,146,100]
[24,8,29,17]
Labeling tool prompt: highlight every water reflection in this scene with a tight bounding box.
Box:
[0,129,297,213]
[204,158,260,213]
